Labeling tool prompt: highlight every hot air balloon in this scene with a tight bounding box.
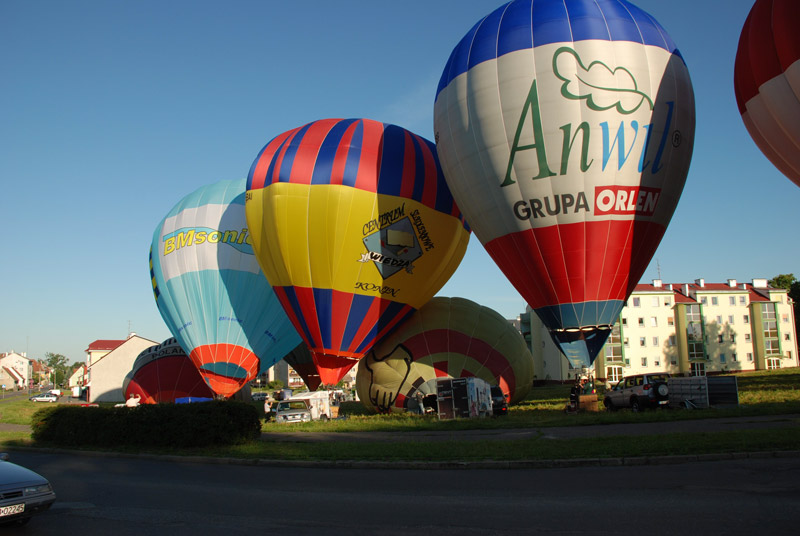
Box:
[123,338,215,403]
[246,118,471,386]
[434,0,695,369]
[355,297,534,414]
[734,0,800,187]
[150,178,302,397]
[281,343,322,391]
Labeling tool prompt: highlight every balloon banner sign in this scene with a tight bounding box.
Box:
[434,0,695,368]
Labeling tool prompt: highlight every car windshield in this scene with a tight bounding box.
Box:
[648,375,669,382]
[277,401,307,411]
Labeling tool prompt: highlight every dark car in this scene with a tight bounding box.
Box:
[0,453,56,526]
[490,386,508,416]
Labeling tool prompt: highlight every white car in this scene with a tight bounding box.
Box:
[603,374,670,412]
[0,453,56,526]
[29,393,58,403]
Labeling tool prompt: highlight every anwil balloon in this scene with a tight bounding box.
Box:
[150,178,301,397]
[355,297,534,413]
[734,0,800,187]
[434,0,695,368]
[123,338,214,403]
[246,119,471,386]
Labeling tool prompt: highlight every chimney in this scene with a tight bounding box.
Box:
[667,283,673,291]
[752,278,768,289]
[740,283,748,290]
[694,278,705,288]
[682,284,690,295]
[727,279,737,288]
[653,279,662,288]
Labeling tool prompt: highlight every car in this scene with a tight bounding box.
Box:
[29,393,58,403]
[274,400,312,423]
[251,391,269,401]
[490,386,508,416]
[603,374,670,412]
[0,453,56,526]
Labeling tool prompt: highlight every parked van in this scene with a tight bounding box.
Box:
[274,391,333,423]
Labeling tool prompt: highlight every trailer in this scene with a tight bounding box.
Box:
[436,377,493,420]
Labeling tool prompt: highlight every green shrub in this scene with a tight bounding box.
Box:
[30,401,261,448]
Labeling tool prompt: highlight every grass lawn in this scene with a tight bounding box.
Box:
[2,368,799,462]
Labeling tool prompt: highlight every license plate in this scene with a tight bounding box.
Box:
[0,503,25,517]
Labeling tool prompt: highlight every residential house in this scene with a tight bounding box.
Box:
[86,334,158,403]
[0,352,32,390]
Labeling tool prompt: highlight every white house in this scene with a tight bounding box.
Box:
[0,352,32,390]
[86,334,158,403]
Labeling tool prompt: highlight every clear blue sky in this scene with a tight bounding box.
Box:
[2,0,797,365]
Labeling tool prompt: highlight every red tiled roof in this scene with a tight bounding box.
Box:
[85,339,125,352]
[673,292,696,303]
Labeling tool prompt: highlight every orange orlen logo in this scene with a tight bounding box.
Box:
[594,186,660,216]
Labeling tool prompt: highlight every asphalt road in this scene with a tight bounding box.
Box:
[5,450,800,535]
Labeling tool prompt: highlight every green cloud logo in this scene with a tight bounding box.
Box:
[553,46,653,114]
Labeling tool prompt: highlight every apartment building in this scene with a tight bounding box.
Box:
[520,278,798,384]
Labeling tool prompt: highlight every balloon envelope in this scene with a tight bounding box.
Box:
[281,343,322,391]
[734,0,800,187]
[434,0,695,368]
[150,178,302,397]
[123,338,214,403]
[355,297,534,413]
[246,118,471,386]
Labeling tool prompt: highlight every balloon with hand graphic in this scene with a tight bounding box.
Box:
[434,0,695,368]
[150,178,301,397]
[355,297,534,413]
[246,118,471,386]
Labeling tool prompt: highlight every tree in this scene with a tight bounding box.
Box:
[769,274,800,342]
[44,352,69,386]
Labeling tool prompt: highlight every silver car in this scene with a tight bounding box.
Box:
[274,400,312,423]
[603,374,670,412]
[0,453,56,526]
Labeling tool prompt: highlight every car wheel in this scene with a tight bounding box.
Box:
[603,397,615,411]
[631,397,641,412]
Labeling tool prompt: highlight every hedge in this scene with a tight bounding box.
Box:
[30,401,261,448]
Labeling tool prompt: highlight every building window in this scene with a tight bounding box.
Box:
[739,296,747,305]
[745,333,751,342]
[766,339,780,355]
[766,358,781,370]
[701,297,708,305]
[712,297,718,305]
[640,337,646,347]
[638,317,645,327]
[652,336,659,346]
[718,335,724,343]
[731,334,736,343]
[641,357,648,367]
[668,335,676,346]
[720,353,726,363]
[651,297,660,307]
[782,314,789,323]
[606,366,623,384]
[732,353,738,362]
[786,334,792,341]
[650,317,658,327]
[744,315,750,324]
[654,358,661,367]
[729,315,734,324]
[688,341,704,360]
[664,298,671,306]
[624,337,630,348]
[729,296,736,305]
[633,297,641,307]
[747,352,754,362]
[691,362,706,376]
[716,315,723,324]
[622,318,628,326]
[668,317,674,326]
